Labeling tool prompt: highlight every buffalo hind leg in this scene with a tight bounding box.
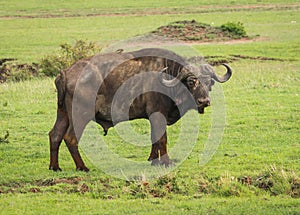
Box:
[63,118,90,172]
[49,108,69,171]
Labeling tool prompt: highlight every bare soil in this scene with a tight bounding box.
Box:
[0,59,39,83]
[151,20,249,43]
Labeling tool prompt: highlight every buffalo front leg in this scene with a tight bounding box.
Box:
[148,140,160,166]
[148,132,171,167]
[148,112,171,167]
[49,108,69,171]
[158,133,171,167]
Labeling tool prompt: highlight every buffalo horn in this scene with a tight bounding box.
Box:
[211,63,232,83]
[158,67,182,87]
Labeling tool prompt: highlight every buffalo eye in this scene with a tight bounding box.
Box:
[186,77,197,88]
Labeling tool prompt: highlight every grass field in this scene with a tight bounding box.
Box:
[0,1,300,214]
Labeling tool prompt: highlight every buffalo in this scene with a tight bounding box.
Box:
[49,48,232,171]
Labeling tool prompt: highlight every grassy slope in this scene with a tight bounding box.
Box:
[0,1,300,214]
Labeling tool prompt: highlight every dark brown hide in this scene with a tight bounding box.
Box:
[49,48,232,171]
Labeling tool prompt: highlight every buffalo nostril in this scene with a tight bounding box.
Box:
[197,98,210,106]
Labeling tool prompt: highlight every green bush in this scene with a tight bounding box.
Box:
[0,40,101,82]
[220,22,247,39]
[39,40,101,77]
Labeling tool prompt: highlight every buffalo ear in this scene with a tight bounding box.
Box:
[200,75,215,91]
[199,75,211,86]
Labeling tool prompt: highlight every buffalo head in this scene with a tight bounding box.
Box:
[159,63,232,114]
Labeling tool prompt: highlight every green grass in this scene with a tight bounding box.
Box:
[0,1,300,214]
[0,0,299,17]
[1,194,300,215]
[0,4,299,62]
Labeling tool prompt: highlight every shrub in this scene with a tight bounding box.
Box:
[39,40,101,77]
[220,22,247,39]
[0,40,101,82]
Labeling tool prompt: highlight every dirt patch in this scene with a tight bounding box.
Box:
[189,55,235,66]
[151,20,251,44]
[230,54,285,61]
[187,54,287,66]
[0,177,86,194]
[1,3,299,20]
[37,177,82,186]
[0,58,39,83]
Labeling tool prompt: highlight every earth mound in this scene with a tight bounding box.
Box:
[0,59,39,83]
[151,20,250,43]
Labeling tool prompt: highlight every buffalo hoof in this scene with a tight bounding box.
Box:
[160,156,172,167]
[150,159,160,166]
[76,166,90,172]
[49,166,62,171]
[160,160,172,167]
